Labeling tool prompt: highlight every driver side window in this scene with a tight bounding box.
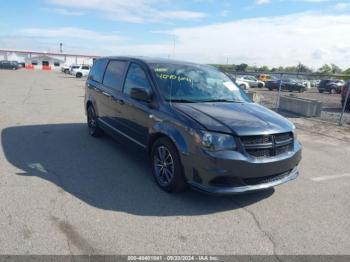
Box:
[124,63,151,96]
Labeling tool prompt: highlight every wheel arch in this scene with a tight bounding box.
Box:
[85,97,100,117]
[148,123,189,158]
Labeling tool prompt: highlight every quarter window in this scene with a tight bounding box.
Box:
[103,61,127,91]
[89,58,108,83]
[124,63,151,95]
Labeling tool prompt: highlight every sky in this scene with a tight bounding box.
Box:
[0,0,350,69]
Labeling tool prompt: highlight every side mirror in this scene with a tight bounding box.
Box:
[130,87,152,102]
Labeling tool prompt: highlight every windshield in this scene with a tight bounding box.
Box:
[150,63,250,103]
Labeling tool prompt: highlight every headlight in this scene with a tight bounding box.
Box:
[196,131,236,152]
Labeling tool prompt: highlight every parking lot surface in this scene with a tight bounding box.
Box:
[0,70,350,255]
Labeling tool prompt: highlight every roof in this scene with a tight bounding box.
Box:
[0,49,99,58]
[101,56,200,66]
[27,55,64,62]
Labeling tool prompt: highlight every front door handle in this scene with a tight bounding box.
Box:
[102,91,112,97]
[111,96,125,105]
[94,87,102,93]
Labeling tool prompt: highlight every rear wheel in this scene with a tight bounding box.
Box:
[319,90,324,93]
[76,72,83,78]
[87,105,103,137]
[151,138,187,193]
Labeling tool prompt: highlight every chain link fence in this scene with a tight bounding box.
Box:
[226,71,350,126]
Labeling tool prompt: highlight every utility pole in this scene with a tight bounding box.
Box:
[172,36,176,59]
[60,43,63,53]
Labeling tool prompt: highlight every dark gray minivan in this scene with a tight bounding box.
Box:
[84,57,302,194]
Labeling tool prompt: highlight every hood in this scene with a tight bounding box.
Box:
[173,102,294,136]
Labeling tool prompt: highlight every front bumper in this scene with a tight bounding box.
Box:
[182,140,302,195]
[189,167,299,195]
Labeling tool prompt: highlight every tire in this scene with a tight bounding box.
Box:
[330,88,336,94]
[240,84,246,90]
[151,137,187,193]
[258,83,263,88]
[64,69,69,74]
[87,105,103,137]
[76,72,83,78]
[318,90,324,93]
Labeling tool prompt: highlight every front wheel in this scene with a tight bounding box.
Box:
[76,72,82,78]
[151,138,187,193]
[330,88,336,94]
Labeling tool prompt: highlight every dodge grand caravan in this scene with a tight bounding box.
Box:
[85,57,302,194]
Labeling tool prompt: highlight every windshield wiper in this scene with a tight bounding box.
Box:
[199,99,242,103]
[167,99,196,103]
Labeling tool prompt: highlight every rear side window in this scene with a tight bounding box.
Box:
[89,59,108,83]
[82,65,90,70]
[123,63,151,95]
[103,60,127,91]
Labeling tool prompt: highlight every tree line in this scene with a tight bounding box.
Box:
[212,63,350,76]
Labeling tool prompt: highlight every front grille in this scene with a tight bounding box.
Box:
[275,144,293,155]
[275,132,293,142]
[246,148,272,158]
[240,135,272,145]
[240,132,294,159]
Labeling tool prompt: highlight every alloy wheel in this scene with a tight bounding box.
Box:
[87,107,97,132]
[153,146,175,186]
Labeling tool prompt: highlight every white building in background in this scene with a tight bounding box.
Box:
[0,49,98,70]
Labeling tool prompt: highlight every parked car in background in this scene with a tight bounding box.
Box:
[266,79,305,92]
[257,74,271,82]
[237,75,265,88]
[85,56,301,194]
[318,79,344,94]
[226,74,250,90]
[72,64,91,78]
[301,80,311,90]
[310,80,320,88]
[235,78,250,90]
[0,61,19,70]
[341,82,350,111]
[61,64,71,74]
[68,65,80,75]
